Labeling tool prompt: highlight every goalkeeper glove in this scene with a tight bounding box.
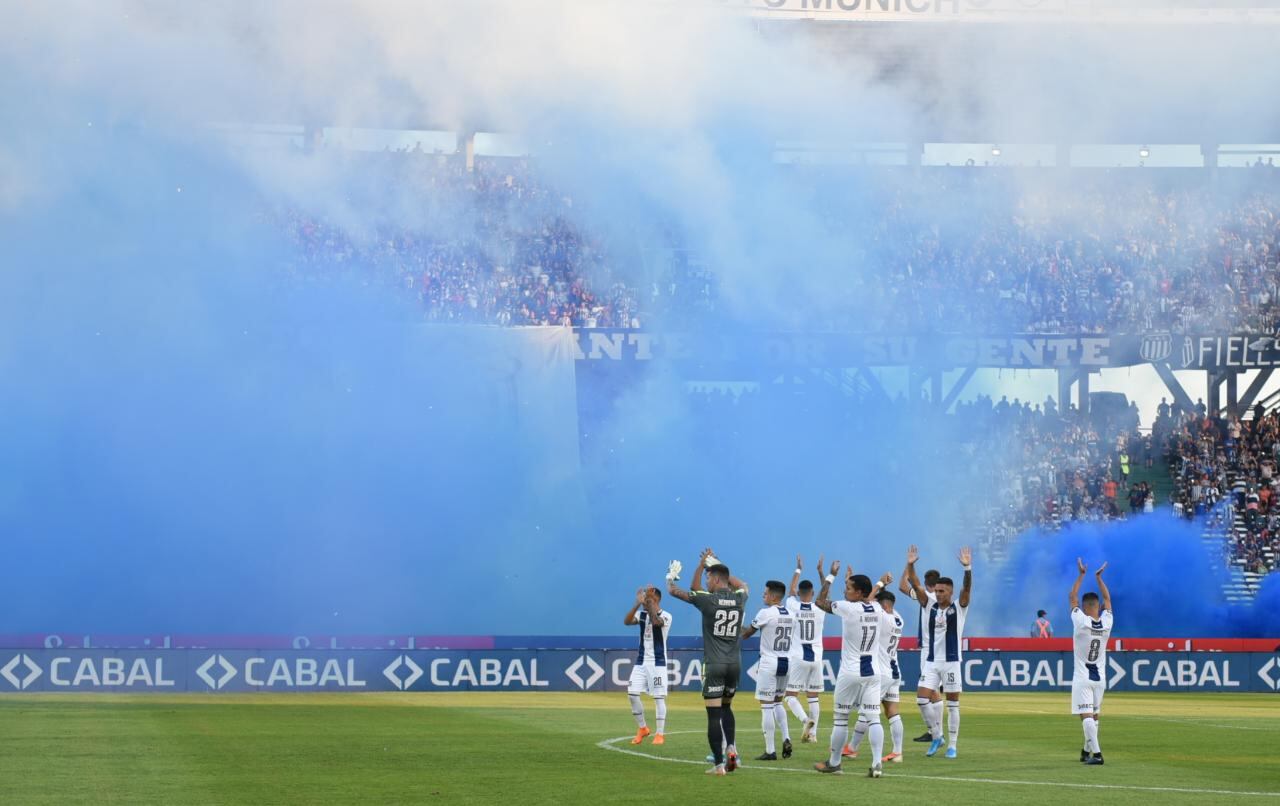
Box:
[666,560,682,582]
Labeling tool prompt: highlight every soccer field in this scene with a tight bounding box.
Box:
[1,691,1278,804]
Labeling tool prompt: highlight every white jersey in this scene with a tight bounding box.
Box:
[785,595,826,663]
[635,609,672,666]
[750,604,796,661]
[831,599,888,678]
[877,608,905,680]
[922,594,969,665]
[1071,607,1114,683]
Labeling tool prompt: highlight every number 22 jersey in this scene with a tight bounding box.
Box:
[691,588,749,665]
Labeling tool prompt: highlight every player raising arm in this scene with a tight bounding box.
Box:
[901,545,942,744]
[783,554,826,743]
[741,580,796,761]
[906,545,972,759]
[1069,558,1114,766]
[622,586,671,746]
[668,548,749,776]
[813,560,889,779]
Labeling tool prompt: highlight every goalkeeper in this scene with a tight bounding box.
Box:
[667,547,750,776]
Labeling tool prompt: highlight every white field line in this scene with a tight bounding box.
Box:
[1000,706,1280,732]
[597,732,1280,798]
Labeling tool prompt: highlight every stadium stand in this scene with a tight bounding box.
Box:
[280,150,1280,335]
[280,148,1279,593]
[1159,404,1280,595]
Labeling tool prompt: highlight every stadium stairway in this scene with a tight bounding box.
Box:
[1127,458,1173,510]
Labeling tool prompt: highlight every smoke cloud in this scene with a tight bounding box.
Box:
[3,1,1278,635]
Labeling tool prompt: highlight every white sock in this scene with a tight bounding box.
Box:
[946,701,960,748]
[889,713,903,754]
[786,695,808,722]
[655,697,666,734]
[762,706,776,754]
[1083,716,1099,754]
[629,694,646,729]
[809,697,821,734]
[850,716,869,751]
[828,717,849,767]
[916,696,934,737]
[929,700,945,738]
[775,703,792,741]
[869,720,885,762]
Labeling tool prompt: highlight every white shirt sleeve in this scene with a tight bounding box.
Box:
[785,596,800,612]
[751,607,775,630]
[1070,607,1090,628]
[661,610,673,630]
[1101,610,1114,630]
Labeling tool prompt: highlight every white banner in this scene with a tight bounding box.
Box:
[706,0,1280,25]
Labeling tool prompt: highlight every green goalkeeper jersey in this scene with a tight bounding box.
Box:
[690,587,748,665]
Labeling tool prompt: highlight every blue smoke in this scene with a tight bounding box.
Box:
[6,4,1280,641]
[996,508,1280,638]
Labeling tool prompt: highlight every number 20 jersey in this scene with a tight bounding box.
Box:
[1071,608,1114,684]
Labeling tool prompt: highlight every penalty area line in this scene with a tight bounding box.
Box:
[598,733,1280,798]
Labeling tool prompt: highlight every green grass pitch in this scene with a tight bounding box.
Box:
[1,691,1278,804]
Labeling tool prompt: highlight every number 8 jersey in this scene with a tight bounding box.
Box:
[1071,607,1114,684]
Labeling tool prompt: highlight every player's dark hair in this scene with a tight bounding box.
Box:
[875,589,896,604]
[652,588,662,600]
[708,563,730,579]
[798,580,814,593]
[850,574,873,596]
[924,569,941,585]
[1037,609,1046,618]
[935,576,955,588]
[1082,592,1100,606]
[766,580,786,597]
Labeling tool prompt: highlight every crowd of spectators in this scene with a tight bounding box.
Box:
[800,170,1280,334]
[274,147,1280,336]
[944,391,1161,559]
[1160,400,1280,573]
[274,149,643,328]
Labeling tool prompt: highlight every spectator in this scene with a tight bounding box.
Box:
[1031,610,1053,638]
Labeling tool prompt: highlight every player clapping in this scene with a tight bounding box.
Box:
[667,547,749,776]
[843,578,906,764]
[904,544,972,759]
[622,586,671,746]
[1069,558,1114,766]
[740,580,796,761]
[783,555,827,744]
[812,560,893,779]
